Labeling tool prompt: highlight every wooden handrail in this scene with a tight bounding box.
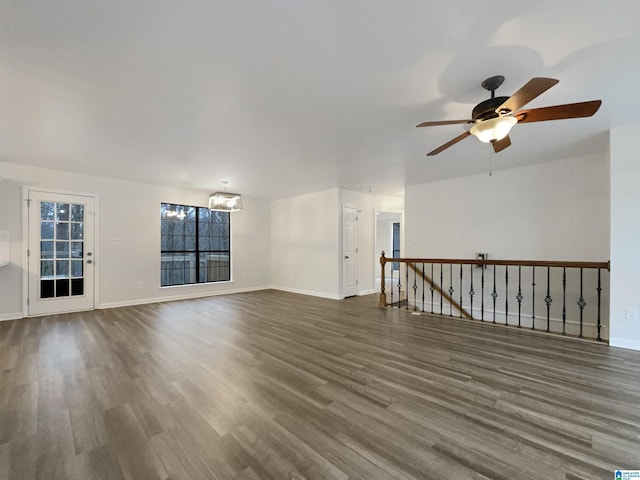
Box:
[381,257,609,270]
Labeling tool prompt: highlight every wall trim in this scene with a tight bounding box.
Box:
[358,289,376,296]
[0,312,24,322]
[270,285,342,300]
[609,337,640,352]
[98,285,270,309]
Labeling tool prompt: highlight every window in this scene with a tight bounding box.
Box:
[160,203,230,286]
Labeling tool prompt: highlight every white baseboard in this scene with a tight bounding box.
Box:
[98,285,270,310]
[0,312,23,322]
[358,289,376,296]
[270,285,342,300]
[609,337,640,351]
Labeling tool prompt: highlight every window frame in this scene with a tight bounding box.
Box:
[160,202,231,287]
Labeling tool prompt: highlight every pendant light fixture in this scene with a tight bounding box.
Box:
[209,181,243,212]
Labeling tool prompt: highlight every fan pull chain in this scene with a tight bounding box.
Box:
[489,143,493,176]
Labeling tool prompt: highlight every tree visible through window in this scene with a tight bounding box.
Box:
[160,203,230,286]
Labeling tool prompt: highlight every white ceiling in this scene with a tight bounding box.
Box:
[1,1,638,199]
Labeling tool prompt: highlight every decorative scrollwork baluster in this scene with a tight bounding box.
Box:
[516,266,523,328]
[531,267,536,330]
[430,263,435,314]
[397,267,402,310]
[421,263,426,312]
[448,264,454,317]
[412,266,418,312]
[459,264,463,319]
[577,268,585,338]
[469,264,475,320]
[562,267,567,335]
[597,268,602,341]
[545,267,552,333]
[491,266,497,324]
[440,264,444,315]
[481,264,485,322]
[504,265,509,325]
[405,264,409,310]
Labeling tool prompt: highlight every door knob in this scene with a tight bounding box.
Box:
[87,260,93,264]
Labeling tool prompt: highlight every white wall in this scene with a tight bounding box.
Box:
[610,124,640,350]
[0,179,23,319]
[402,153,610,339]
[0,161,271,318]
[270,188,403,299]
[271,188,341,298]
[405,153,610,261]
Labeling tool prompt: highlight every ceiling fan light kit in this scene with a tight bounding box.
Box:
[469,116,517,143]
[417,75,601,156]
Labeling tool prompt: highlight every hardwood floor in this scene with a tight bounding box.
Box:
[1,290,640,480]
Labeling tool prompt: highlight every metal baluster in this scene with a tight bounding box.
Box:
[397,265,402,309]
[577,268,585,338]
[430,263,434,314]
[562,268,567,335]
[449,264,454,317]
[421,263,426,312]
[504,265,509,325]
[459,264,463,319]
[491,265,497,324]
[404,263,408,310]
[440,264,444,315]
[481,264,485,322]
[531,267,536,330]
[516,266,523,327]
[390,267,394,306]
[469,264,475,320]
[545,267,552,333]
[597,269,602,342]
[412,266,417,312]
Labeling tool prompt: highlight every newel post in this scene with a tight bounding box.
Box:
[379,251,387,306]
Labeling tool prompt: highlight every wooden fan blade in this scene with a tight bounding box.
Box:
[492,135,511,153]
[417,119,474,127]
[497,77,559,114]
[427,131,471,156]
[515,100,602,123]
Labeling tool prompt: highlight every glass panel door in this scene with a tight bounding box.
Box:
[28,190,94,316]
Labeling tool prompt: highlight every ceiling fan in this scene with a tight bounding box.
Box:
[417,75,601,156]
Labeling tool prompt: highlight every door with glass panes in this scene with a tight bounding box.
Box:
[27,190,95,316]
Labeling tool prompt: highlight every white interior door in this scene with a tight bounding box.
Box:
[27,190,95,316]
[342,206,357,298]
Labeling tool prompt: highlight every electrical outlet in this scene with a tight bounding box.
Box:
[625,308,638,321]
[137,282,143,289]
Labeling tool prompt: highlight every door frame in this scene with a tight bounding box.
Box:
[374,210,403,290]
[341,204,358,298]
[22,187,100,317]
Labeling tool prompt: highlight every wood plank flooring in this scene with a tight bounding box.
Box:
[1,289,640,480]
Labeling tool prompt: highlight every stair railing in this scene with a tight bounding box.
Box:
[379,252,610,341]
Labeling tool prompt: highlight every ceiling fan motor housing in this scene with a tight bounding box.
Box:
[472,96,510,121]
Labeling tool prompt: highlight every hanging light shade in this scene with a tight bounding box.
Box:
[209,191,242,212]
[470,116,517,143]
